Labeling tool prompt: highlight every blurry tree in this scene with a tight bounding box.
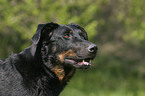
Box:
[0,0,100,58]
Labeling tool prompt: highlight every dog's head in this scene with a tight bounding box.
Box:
[32,22,98,69]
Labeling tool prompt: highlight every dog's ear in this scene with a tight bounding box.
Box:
[69,23,88,40]
[32,22,59,45]
[69,23,86,32]
[30,22,59,58]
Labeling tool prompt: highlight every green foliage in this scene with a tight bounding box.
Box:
[0,0,145,95]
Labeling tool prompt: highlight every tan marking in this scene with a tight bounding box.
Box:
[70,31,72,33]
[53,65,65,81]
[58,50,77,63]
[52,65,75,83]
[55,50,77,83]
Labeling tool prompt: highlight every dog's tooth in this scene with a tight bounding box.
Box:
[83,60,85,62]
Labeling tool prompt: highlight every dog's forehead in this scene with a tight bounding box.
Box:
[55,24,85,34]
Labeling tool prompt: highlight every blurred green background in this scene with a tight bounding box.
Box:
[0,0,145,96]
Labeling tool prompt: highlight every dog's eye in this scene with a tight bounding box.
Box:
[64,33,70,38]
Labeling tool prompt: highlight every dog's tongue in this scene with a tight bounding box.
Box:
[78,60,91,66]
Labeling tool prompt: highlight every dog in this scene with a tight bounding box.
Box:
[0,22,98,96]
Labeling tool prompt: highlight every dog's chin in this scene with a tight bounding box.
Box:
[63,58,92,69]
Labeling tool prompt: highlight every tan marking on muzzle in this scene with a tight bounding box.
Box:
[58,50,77,63]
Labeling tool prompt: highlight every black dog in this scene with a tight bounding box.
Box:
[0,22,97,96]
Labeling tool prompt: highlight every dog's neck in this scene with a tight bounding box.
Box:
[51,64,76,84]
[16,45,76,84]
[12,45,77,95]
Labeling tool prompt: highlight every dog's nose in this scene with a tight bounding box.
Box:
[88,44,98,54]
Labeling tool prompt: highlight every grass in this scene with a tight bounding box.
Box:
[60,60,145,96]
[60,70,145,96]
[60,55,145,96]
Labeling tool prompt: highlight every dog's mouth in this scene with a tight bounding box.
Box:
[57,50,96,69]
[64,58,92,69]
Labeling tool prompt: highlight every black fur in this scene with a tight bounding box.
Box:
[0,22,97,96]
